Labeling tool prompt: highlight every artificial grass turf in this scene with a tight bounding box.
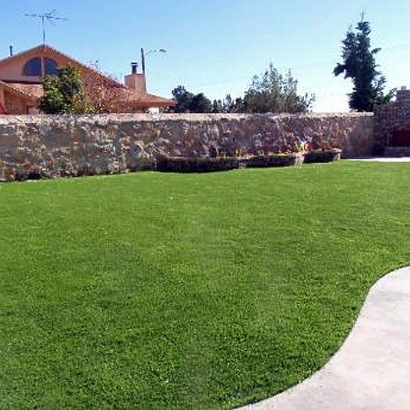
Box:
[1,161,410,409]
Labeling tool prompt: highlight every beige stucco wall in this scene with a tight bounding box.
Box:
[0,112,374,181]
[124,73,147,92]
[0,47,74,83]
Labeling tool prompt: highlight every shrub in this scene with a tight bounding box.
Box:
[155,153,305,173]
[241,153,304,168]
[155,156,238,173]
[303,148,342,164]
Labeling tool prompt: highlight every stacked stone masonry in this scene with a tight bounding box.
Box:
[374,89,410,156]
[0,113,374,181]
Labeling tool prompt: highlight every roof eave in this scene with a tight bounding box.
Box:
[0,80,38,102]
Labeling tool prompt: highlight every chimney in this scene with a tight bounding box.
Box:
[9,45,13,57]
[131,62,138,74]
[124,62,147,92]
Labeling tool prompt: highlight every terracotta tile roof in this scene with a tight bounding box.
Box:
[139,93,176,107]
[40,45,126,89]
[122,89,176,107]
[0,45,48,65]
[0,80,38,101]
[6,82,44,99]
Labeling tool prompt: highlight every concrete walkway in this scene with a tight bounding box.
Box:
[348,156,410,162]
[239,266,410,410]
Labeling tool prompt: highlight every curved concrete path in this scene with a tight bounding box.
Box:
[349,157,410,162]
[239,266,410,410]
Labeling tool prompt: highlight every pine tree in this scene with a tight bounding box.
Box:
[334,18,394,112]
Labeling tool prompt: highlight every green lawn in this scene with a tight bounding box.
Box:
[1,161,410,409]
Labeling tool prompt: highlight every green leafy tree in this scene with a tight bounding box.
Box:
[223,94,234,112]
[39,65,84,114]
[212,95,246,113]
[38,76,65,114]
[212,99,223,113]
[231,96,246,113]
[172,86,194,113]
[333,18,394,112]
[171,86,213,113]
[244,64,314,113]
[190,93,212,113]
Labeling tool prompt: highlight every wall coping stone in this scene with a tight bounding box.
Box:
[0,112,374,126]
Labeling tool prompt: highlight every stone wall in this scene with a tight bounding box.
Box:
[0,112,374,181]
[374,89,410,155]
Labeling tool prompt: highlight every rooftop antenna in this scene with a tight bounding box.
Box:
[25,11,68,45]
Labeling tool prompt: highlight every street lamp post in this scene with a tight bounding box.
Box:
[141,48,167,74]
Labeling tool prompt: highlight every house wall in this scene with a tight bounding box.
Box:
[3,92,28,115]
[0,87,5,107]
[0,112,374,182]
[0,48,73,83]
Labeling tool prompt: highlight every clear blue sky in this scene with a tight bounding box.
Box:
[1,0,410,111]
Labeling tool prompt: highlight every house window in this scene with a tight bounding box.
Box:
[23,57,42,76]
[45,58,59,75]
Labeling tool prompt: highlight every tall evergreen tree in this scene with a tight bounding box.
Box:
[334,18,394,112]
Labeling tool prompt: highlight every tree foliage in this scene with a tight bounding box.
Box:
[172,86,212,113]
[39,63,130,114]
[212,94,246,113]
[171,64,313,114]
[80,62,126,113]
[243,64,314,113]
[190,93,212,113]
[171,86,193,113]
[39,65,84,114]
[333,18,394,112]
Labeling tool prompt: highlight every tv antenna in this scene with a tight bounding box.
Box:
[25,11,68,44]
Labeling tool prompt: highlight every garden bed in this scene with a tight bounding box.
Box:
[155,152,305,173]
[303,148,342,163]
[155,150,342,173]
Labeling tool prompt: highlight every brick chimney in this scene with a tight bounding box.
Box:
[124,62,146,92]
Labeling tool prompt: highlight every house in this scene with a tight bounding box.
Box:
[0,44,175,114]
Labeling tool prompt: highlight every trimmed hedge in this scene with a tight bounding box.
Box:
[156,149,342,173]
[155,156,238,173]
[304,148,342,164]
[155,153,305,173]
[241,153,304,168]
